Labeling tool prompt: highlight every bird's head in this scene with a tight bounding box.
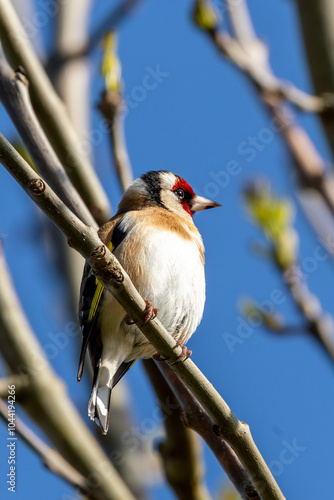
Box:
[118,170,221,219]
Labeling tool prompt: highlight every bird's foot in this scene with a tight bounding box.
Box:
[170,341,192,365]
[153,352,169,361]
[142,300,159,325]
[125,300,158,326]
[125,315,136,325]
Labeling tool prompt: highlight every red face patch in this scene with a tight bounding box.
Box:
[172,177,194,217]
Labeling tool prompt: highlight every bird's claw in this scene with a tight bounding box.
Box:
[142,300,159,325]
[125,316,136,325]
[170,341,192,365]
[125,300,158,326]
[153,352,169,361]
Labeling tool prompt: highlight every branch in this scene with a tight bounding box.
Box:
[0,240,137,500]
[295,0,334,160]
[98,32,133,191]
[0,57,96,228]
[48,0,142,69]
[0,399,88,493]
[0,375,28,398]
[143,360,212,500]
[154,361,260,500]
[99,90,133,192]
[243,181,334,363]
[0,0,111,224]
[284,265,334,362]
[206,26,327,112]
[225,1,334,214]
[262,95,334,254]
[0,133,285,500]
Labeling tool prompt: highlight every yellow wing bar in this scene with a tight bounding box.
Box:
[87,242,114,321]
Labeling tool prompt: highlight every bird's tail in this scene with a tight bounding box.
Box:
[88,359,136,435]
[88,383,112,435]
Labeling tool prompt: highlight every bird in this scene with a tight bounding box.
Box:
[77,170,221,434]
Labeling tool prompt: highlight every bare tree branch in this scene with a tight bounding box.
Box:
[0,240,137,500]
[154,361,260,500]
[295,0,334,160]
[0,376,28,398]
[283,265,334,362]
[0,399,89,494]
[263,95,334,216]
[207,29,326,112]
[243,180,334,364]
[0,0,111,224]
[0,133,285,500]
[99,90,133,192]
[226,1,334,218]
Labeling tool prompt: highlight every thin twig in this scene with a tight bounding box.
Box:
[225,1,334,215]
[283,264,334,362]
[263,96,334,261]
[218,0,330,112]
[208,30,327,113]
[99,90,133,192]
[0,399,88,494]
[0,0,111,224]
[0,133,285,500]
[262,96,334,215]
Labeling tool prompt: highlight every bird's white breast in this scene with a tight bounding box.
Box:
[120,211,205,335]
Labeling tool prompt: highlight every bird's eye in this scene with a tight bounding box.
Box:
[175,188,185,200]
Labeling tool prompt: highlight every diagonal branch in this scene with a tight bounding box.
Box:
[145,360,259,500]
[283,264,334,362]
[155,361,260,500]
[143,360,212,500]
[0,133,285,500]
[0,399,88,494]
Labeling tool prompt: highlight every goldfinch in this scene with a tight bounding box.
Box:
[78,171,221,434]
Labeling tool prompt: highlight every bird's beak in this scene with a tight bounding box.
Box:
[191,194,222,213]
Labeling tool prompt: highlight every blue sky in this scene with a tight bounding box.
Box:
[1,1,334,499]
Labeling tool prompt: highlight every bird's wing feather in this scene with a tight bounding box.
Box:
[77,214,126,381]
[112,360,137,389]
[77,268,106,381]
